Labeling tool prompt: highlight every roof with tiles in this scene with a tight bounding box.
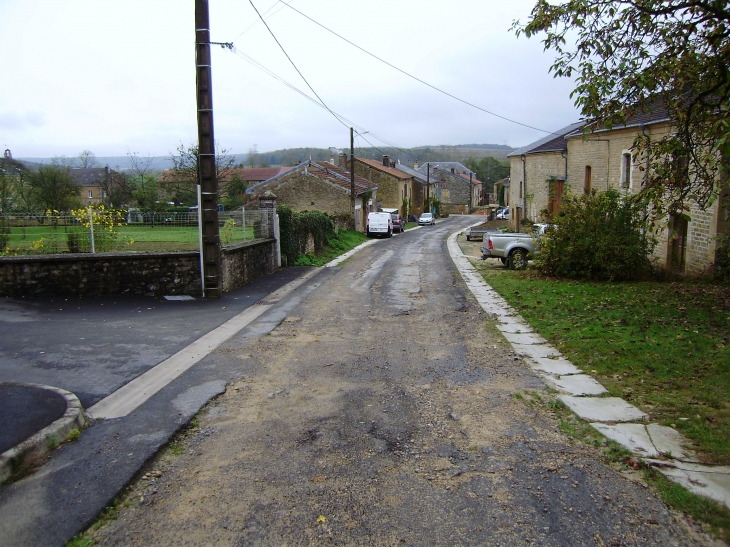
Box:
[356,157,412,180]
[246,161,376,196]
[457,172,482,185]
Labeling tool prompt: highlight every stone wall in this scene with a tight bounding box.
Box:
[0,239,277,298]
[353,162,409,214]
[508,151,567,228]
[268,172,351,215]
[220,239,278,292]
[566,122,722,274]
[431,172,470,215]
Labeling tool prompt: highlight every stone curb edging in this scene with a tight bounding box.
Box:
[446,224,730,509]
[0,383,87,485]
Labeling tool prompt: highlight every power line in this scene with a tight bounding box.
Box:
[232,0,289,42]
[276,1,560,136]
[248,0,349,131]
[230,48,416,161]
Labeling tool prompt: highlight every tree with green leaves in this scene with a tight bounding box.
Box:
[28,164,81,211]
[163,143,235,205]
[514,0,730,220]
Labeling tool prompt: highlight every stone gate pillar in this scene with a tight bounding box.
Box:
[258,191,277,239]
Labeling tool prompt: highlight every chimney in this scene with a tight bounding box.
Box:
[105,164,110,175]
[330,153,335,165]
[451,167,455,174]
[339,153,348,169]
[414,160,419,170]
[382,155,389,167]
[390,161,395,168]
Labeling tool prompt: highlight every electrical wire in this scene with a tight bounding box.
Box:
[276,0,561,135]
[232,0,289,42]
[248,0,349,131]
[231,48,416,161]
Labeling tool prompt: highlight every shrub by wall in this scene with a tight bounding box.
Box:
[277,205,335,265]
[535,189,657,281]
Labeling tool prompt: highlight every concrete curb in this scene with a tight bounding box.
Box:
[447,225,730,509]
[0,383,87,484]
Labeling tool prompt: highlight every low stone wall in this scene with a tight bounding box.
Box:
[221,239,277,292]
[0,239,277,298]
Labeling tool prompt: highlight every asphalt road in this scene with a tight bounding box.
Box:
[0,265,329,547]
[0,267,311,408]
[75,217,707,547]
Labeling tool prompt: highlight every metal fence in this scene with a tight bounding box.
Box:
[0,208,270,255]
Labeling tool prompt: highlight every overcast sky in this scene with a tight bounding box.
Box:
[0,0,580,159]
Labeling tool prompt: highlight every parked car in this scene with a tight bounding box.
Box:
[495,207,509,220]
[366,211,393,238]
[418,212,435,226]
[390,213,405,233]
[480,231,544,270]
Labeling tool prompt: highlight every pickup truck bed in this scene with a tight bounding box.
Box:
[465,226,497,241]
[481,232,538,270]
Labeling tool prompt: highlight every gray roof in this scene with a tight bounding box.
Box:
[416,161,476,178]
[394,162,428,183]
[565,96,671,138]
[508,122,584,157]
[70,167,118,187]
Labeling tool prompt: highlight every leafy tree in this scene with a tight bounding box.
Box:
[514,0,730,219]
[163,143,235,205]
[76,150,99,169]
[222,173,249,209]
[464,157,509,193]
[28,164,81,211]
[535,189,656,280]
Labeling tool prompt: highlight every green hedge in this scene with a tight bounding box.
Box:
[277,205,335,265]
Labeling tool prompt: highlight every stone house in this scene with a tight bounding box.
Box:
[507,122,583,230]
[70,166,124,206]
[509,109,728,274]
[349,155,414,217]
[246,160,378,232]
[393,161,427,217]
[564,108,728,274]
[417,162,475,215]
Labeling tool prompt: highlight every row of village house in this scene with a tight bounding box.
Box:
[74,154,487,233]
[72,114,727,275]
[240,154,486,231]
[498,104,729,276]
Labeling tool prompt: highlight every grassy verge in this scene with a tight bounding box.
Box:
[474,261,730,465]
[293,229,368,267]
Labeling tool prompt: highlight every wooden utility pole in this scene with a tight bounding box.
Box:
[350,127,356,228]
[195,0,221,298]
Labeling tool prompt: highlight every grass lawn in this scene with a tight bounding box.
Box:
[472,260,730,465]
[3,224,260,254]
[293,229,369,267]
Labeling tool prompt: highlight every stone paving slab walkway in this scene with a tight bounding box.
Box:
[447,225,730,510]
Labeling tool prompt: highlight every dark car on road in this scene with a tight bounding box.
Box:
[390,213,405,233]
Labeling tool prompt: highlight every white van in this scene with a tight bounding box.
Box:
[366,212,392,238]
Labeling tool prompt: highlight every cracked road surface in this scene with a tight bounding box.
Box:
[88,219,708,546]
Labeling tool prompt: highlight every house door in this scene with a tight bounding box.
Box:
[548,179,564,215]
[668,214,688,272]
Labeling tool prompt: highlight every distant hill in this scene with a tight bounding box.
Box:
[17,144,515,171]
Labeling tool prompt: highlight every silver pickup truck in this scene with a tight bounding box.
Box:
[480,224,551,269]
